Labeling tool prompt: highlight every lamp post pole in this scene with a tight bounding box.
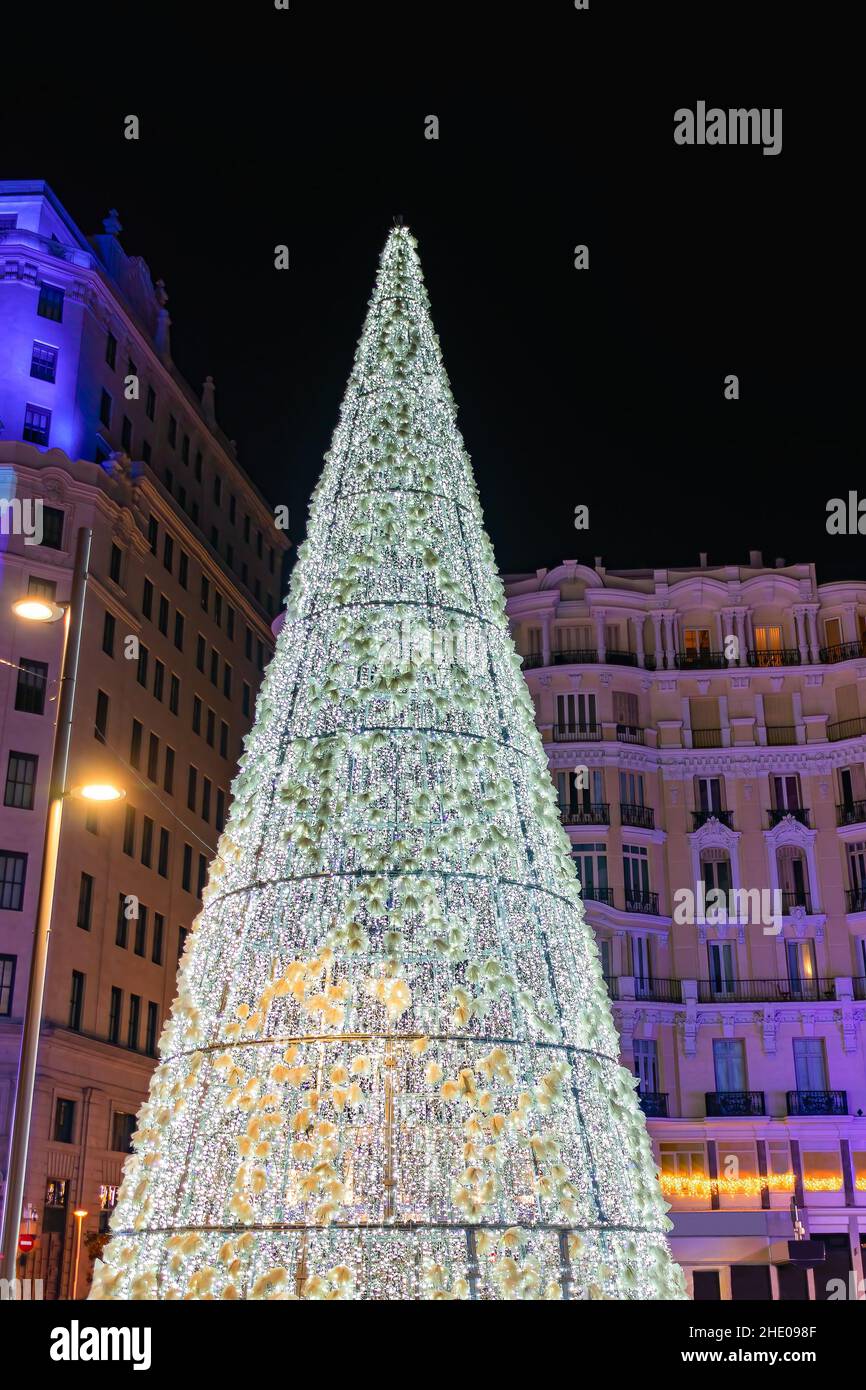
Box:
[1,527,92,1284]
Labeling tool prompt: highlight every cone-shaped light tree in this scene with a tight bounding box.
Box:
[92,227,685,1301]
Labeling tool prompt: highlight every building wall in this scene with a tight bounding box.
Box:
[505,556,866,1301]
[0,182,290,1297]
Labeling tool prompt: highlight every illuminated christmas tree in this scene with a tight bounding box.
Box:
[92,227,685,1301]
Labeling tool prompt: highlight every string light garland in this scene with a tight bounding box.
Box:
[90,227,686,1301]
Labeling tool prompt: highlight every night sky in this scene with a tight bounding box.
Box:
[3,12,859,582]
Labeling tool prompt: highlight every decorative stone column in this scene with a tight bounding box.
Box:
[651,612,664,669]
[793,607,809,663]
[734,608,747,665]
[594,609,606,663]
[806,607,820,663]
[633,614,645,667]
[541,614,551,666]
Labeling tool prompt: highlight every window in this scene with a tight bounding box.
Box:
[177,926,188,961]
[142,438,151,464]
[194,450,202,481]
[223,663,232,699]
[53,1098,76,1144]
[141,577,154,621]
[140,645,152,688]
[192,697,202,734]
[229,494,236,524]
[701,848,731,897]
[0,955,16,1016]
[633,1039,659,1095]
[197,853,206,899]
[77,872,94,931]
[121,416,132,452]
[793,1037,828,1091]
[196,634,205,672]
[168,414,177,447]
[245,628,253,661]
[191,501,199,526]
[182,434,190,465]
[141,816,154,868]
[130,719,142,769]
[27,575,57,600]
[153,659,165,702]
[4,752,37,809]
[105,330,117,369]
[146,1001,159,1056]
[213,475,222,505]
[111,1112,136,1153]
[210,650,219,686]
[212,526,220,550]
[69,970,85,1030]
[242,681,251,717]
[214,592,223,628]
[109,542,122,584]
[146,384,156,420]
[99,387,112,429]
[30,340,58,382]
[622,843,650,907]
[108,985,123,1042]
[147,516,158,554]
[257,642,264,672]
[219,719,227,757]
[713,1038,747,1092]
[187,765,198,812]
[216,788,226,833]
[206,709,215,747]
[122,804,136,856]
[571,843,608,904]
[0,851,27,910]
[182,844,192,893]
[16,659,48,714]
[619,769,645,806]
[134,905,148,957]
[163,533,174,573]
[202,778,211,823]
[37,282,64,321]
[163,746,175,794]
[38,505,64,550]
[46,1177,69,1207]
[772,774,802,812]
[147,732,159,782]
[95,688,109,742]
[23,402,51,445]
[127,995,141,1049]
[152,913,164,965]
[244,514,250,543]
[201,575,210,612]
[158,827,170,878]
[174,612,184,651]
[786,940,817,994]
[158,594,169,636]
[696,775,724,814]
[227,607,235,640]
[707,941,736,995]
[179,551,189,589]
[116,893,129,948]
[169,673,180,715]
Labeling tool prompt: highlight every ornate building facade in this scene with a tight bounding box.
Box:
[505,554,866,1300]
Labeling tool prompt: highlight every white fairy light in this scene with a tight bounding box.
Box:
[90,227,686,1302]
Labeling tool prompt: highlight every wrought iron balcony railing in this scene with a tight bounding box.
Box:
[853,976,866,1000]
[837,800,866,827]
[780,889,814,914]
[766,725,798,746]
[747,647,802,667]
[602,974,618,999]
[786,1090,848,1117]
[620,802,655,830]
[522,652,544,669]
[605,649,638,667]
[638,1091,669,1118]
[767,805,810,828]
[697,977,836,1004]
[691,728,723,748]
[846,886,866,913]
[584,885,615,906]
[819,640,866,665]
[560,802,610,826]
[691,808,734,829]
[828,716,866,742]
[633,977,682,1003]
[552,648,598,665]
[624,891,660,916]
[705,1090,766,1118]
[552,724,601,742]
[674,650,728,670]
[616,723,645,745]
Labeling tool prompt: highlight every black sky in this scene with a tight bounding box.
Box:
[3,7,860,581]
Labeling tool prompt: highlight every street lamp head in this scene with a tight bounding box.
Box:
[74,783,126,803]
[12,597,64,623]
[73,1209,88,1219]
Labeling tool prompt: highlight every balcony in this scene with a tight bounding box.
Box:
[584,885,615,906]
[634,977,682,1003]
[780,889,813,914]
[766,725,797,747]
[620,802,655,831]
[625,891,661,917]
[706,1090,766,1118]
[553,724,601,743]
[561,802,610,826]
[616,723,645,745]
[853,976,866,1000]
[552,648,598,665]
[691,728,723,748]
[697,977,836,1004]
[819,640,866,665]
[602,974,618,999]
[638,1091,669,1118]
[522,652,544,669]
[786,1090,848,1117]
[674,650,728,670]
[691,808,734,830]
[605,649,638,667]
[828,716,866,742]
[767,806,811,828]
[747,647,802,667]
[845,886,866,913]
[837,800,866,827]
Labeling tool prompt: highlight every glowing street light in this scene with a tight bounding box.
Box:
[1,530,124,1284]
[71,1209,88,1299]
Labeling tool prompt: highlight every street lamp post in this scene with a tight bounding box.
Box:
[71,1208,88,1299]
[1,528,94,1283]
